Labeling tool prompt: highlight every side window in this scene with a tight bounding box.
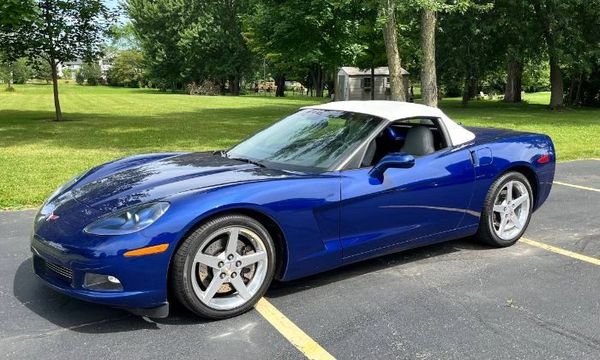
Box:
[356,117,449,168]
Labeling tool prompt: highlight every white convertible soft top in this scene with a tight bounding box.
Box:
[303,101,475,146]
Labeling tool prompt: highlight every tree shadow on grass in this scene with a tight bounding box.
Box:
[2,103,599,154]
[0,105,300,152]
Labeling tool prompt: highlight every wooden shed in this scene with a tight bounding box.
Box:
[334,66,409,101]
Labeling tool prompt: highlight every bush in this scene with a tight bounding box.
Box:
[12,58,33,84]
[62,68,74,80]
[186,80,220,95]
[1,57,33,85]
[81,62,102,86]
[75,70,85,85]
[106,50,145,87]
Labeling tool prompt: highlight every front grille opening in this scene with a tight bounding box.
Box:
[34,256,73,285]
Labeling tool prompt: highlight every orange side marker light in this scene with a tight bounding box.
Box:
[124,243,169,257]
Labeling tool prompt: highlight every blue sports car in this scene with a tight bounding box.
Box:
[31,101,555,319]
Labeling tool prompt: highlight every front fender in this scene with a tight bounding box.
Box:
[162,176,342,281]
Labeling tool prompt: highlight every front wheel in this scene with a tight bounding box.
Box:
[477,172,533,247]
[171,214,276,319]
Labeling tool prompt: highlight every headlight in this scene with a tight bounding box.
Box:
[83,202,170,236]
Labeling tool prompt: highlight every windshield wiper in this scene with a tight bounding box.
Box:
[226,155,266,168]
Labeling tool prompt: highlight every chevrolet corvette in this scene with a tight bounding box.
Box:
[31,101,555,319]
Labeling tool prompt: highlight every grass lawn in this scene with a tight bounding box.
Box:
[1,84,599,209]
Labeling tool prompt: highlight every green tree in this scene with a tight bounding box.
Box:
[127,0,254,94]
[12,58,33,84]
[75,69,85,85]
[62,68,74,80]
[81,62,102,86]
[246,0,364,97]
[0,53,15,90]
[0,0,35,27]
[107,22,140,51]
[353,4,388,100]
[31,57,52,83]
[0,0,114,120]
[106,50,145,87]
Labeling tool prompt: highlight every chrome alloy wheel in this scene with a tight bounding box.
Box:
[190,226,268,310]
[492,180,531,240]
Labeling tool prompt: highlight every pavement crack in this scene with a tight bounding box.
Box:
[0,315,132,344]
[508,304,600,351]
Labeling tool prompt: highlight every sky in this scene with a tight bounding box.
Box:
[105,0,127,23]
[105,0,120,9]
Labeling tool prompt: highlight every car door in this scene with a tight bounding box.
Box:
[339,147,475,260]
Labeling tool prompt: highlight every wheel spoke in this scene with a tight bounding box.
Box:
[511,214,523,229]
[194,253,221,269]
[225,228,240,255]
[512,194,528,208]
[505,181,514,202]
[203,275,225,302]
[493,203,505,213]
[498,214,509,234]
[238,251,267,267]
[230,276,252,300]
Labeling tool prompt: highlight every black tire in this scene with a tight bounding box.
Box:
[171,214,276,319]
[476,172,534,247]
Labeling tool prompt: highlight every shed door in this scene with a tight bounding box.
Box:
[338,75,346,100]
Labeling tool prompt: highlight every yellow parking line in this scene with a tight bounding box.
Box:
[521,237,600,266]
[255,298,336,360]
[553,181,600,193]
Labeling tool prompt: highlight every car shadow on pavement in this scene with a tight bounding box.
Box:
[267,238,492,298]
[12,258,211,333]
[12,238,492,332]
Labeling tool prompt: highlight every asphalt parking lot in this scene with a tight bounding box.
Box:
[1,160,599,360]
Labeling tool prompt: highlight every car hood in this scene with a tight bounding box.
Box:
[71,152,294,213]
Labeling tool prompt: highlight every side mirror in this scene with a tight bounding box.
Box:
[368,152,415,182]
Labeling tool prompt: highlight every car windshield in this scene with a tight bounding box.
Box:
[227,109,383,171]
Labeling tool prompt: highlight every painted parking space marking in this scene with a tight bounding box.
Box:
[521,237,600,266]
[255,298,336,360]
[553,181,600,193]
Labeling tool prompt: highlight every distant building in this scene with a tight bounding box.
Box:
[58,59,84,79]
[58,56,114,79]
[334,66,410,101]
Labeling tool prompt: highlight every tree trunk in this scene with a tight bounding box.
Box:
[275,74,285,97]
[461,76,470,106]
[317,66,324,97]
[462,75,478,106]
[566,74,576,105]
[534,0,563,109]
[229,74,240,96]
[7,71,13,91]
[575,74,582,105]
[548,51,563,109]
[420,9,437,107]
[504,57,523,103]
[370,66,375,100]
[382,0,405,102]
[50,61,62,121]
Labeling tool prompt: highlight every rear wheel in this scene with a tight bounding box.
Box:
[477,172,533,247]
[171,214,275,319]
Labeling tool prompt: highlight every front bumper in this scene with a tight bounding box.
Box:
[31,234,171,317]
